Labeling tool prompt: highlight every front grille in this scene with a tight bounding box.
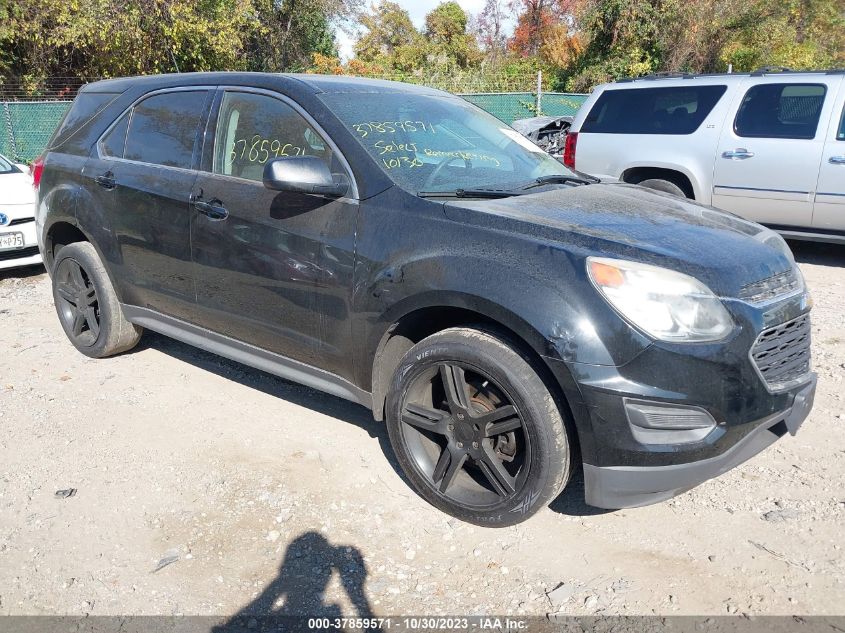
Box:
[739,268,802,304]
[751,314,811,389]
[8,217,35,226]
[0,245,39,262]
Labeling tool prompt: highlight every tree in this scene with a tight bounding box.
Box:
[353,1,421,67]
[471,0,508,61]
[246,0,342,72]
[424,2,482,69]
[508,0,572,57]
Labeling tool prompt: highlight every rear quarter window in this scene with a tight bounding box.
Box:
[581,85,727,135]
[734,83,826,140]
[47,92,121,150]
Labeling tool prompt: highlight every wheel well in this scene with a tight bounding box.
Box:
[621,167,695,199]
[370,307,577,451]
[45,222,88,270]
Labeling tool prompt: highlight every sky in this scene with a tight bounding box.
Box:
[334,0,498,60]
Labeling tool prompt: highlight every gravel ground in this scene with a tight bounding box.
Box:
[0,241,843,618]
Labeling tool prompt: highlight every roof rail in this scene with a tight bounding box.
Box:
[614,67,845,83]
[750,66,792,76]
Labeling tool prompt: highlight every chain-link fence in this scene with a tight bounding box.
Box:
[0,75,588,163]
[1,101,72,163]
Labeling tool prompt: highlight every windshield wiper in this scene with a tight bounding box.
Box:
[417,188,524,199]
[417,173,598,199]
[519,174,595,190]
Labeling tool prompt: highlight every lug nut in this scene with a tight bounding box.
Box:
[456,442,463,449]
[472,441,479,449]
[448,424,454,431]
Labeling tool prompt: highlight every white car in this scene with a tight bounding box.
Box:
[0,153,42,270]
[565,69,845,243]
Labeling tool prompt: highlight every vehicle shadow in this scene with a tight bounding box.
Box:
[138,331,614,522]
[135,331,405,471]
[211,530,374,631]
[788,240,845,267]
[0,263,46,281]
[549,468,614,517]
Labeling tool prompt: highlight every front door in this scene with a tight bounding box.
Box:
[712,79,836,228]
[190,89,358,372]
[813,90,845,231]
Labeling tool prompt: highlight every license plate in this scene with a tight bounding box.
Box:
[0,232,24,251]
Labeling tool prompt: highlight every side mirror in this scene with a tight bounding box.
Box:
[262,156,348,198]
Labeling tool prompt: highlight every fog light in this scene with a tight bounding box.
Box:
[624,399,717,444]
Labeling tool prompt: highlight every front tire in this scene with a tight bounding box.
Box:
[385,327,572,527]
[52,242,142,358]
[637,178,687,198]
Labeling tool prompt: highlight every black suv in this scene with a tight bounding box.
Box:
[35,73,816,526]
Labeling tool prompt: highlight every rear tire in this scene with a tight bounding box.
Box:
[637,178,687,198]
[385,327,572,527]
[51,242,142,358]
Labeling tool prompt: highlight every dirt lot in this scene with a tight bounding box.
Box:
[0,241,843,618]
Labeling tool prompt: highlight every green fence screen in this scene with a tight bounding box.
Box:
[461,92,588,125]
[0,92,587,164]
[1,101,72,163]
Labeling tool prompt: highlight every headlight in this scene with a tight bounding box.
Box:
[587,257,734,342]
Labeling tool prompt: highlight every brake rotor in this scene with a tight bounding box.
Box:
[470,381,517,462]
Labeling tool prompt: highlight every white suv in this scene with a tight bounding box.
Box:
[565,69,845,242]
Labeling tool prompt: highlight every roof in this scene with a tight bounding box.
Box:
[80,72,449,97]
[615,68,845,84]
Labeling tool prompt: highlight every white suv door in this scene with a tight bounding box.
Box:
[813,85,845,231]
[712,76,842,228]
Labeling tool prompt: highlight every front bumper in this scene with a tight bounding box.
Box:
[583,375,816,508]
[0,217,42,271]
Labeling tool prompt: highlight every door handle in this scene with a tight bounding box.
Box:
[191,196,228,221]
[722,149,755,160]
[829,156,845,165]
[94,171,116,189]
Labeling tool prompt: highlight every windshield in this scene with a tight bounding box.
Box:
[319,91,576,194]
[0,155,17,174]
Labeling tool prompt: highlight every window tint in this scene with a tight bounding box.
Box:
[99,111,130,158]
[837,106,845,141]
[124,91,208,169]
[581,85,727,135]
[734,83,826,139]
[49,92,120,149]
[213,92,334,182]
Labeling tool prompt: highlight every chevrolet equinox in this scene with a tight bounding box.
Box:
[35,73,817,526]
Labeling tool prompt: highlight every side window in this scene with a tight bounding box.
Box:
[124,91,208,169]
[213,92,334,182]
[734,83,826,140]
[837,106,845,141]
[581,85,727,135]
[99,111,130,158]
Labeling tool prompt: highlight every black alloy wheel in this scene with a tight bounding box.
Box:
[54,257,101,347]
[399,361,531,508]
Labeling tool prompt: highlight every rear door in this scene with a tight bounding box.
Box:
[190,88,358,372]
[84,88,212,321]
[813,82,845,231]
[712,77,840,228]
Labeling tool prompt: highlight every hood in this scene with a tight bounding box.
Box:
[0,172,35,205]
[443,182,796,298]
